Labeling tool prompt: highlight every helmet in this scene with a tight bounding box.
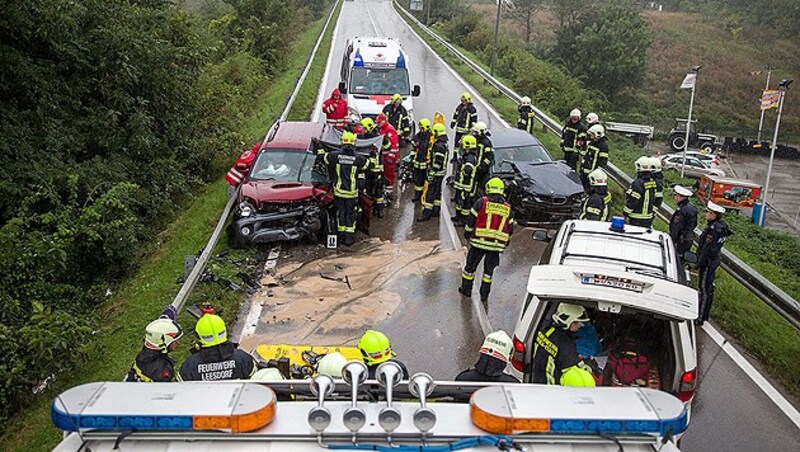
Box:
[195,314,227,347]
[341,131,357,146]
[588,168,608,186]
[419,118,431,131]
[361,118,376,133]
[461,134,477,151]
[479,331,512,363]
[586,112,599,124]
[560,366,596,387]
[570,108,581,119]
[391,93,402,103]
[317,352,348,377]
[461,92,472,103]
[252,368,285,381]
[634,156,650,173]
[432,123,447,137]
[552,303,589,328]
[358,330,395,365]
[520,96,531,106]
[587,124,604,139]
[376,113,387,125]
[485,177,505,195]
[648,156,662,173]
[144,318,183,352]
[470,121,488,135]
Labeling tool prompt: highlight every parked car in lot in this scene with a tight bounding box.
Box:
[660,153,726,178]
[491,128,584,226]
[683,150,720,167]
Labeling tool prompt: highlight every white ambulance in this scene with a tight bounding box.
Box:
[339,37,420,122]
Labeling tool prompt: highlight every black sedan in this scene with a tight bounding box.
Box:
[491,128,584,226]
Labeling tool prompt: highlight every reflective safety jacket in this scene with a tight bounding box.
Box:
[579,190,611,222]
[455,152,478,194]
[382,104,411,136]
[697,218,731,268]
[451,102,478,133]
[225,141,262,186]
[531,322,584,385]
[322,89,348,129]
[179,342,257,381]
[378,121,399,152]
[475,134,495,175]
[465,194,513,251]
[653,172,664,209]
[124,347,179,382]
[623,174,658,221]
[324,147,371,199]
[411,129,432,169]
[517,105,535,134]
[561,119,586,151]
[670,198,698,256]
[580,137,609,174]
[428,136,449,178]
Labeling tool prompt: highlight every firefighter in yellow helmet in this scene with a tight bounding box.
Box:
[358,330,409,379]
[382,93,411,139]
[452,135,478,226]
[179,313,257,381]
[450,92,479,183]
[125,306,183,382]
[459,177,513,305]
[418,123,449,221]
[410,118,433,202]
[324,131,372,246]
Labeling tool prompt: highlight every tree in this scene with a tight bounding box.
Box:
[549,0,596,33]
[510,0,546,43]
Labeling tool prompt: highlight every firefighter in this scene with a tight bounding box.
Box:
[696,201,731,325]
[585,112,600,127]
[324,131,372,247]
[531,303,594,385]
[418,123,448,222]
[623,156,658,228]
[358,330,409,379]
[452,135,478,226]
[322,88,349,129]
[649,156,665,210]
[455,331,520,383]
[670,185,698,261]
[376,113,400,193]
[459,177,513,305]
[359,117,379,139]
[179,314,257,381]
[382,93,411,142]
[471,122,495,194]
[366,144,386,218]
[125,306,183,382]
[561,109,585,170]
[410,118,432,202]
[517,96,535,135]
[579,124,609,191]
[579,168,611,221]
[450,92,479,182]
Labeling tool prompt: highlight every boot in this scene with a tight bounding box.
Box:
[412,191,422,203]
[432,206,441,217]
[458,286,471,297]
[417,208,432,222]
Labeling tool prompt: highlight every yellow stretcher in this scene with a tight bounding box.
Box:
[254,344,363,366]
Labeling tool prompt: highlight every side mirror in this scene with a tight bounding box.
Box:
[338,81,347,94]
[532,230,551,242]
[682,251,698,265]
[235,163,248,171]
[412,85,421,97]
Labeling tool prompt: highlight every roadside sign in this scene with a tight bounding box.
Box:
[410,0,423,11]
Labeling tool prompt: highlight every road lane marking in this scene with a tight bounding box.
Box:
[365,1,380,35]
[702,322,800,430]
[238,245,280,340]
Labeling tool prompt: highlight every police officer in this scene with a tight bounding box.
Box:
[649,156,665,210]
[418,123,448,222]
[531,303,593,385]
[517,96,535,135]
[471,122,495,194]
[410,118,432,202]
[561,109,586,170]
[579,124,609,191]
[696,201,731,325]
[358,329,409,379]
[325,131,371,246]
[459,177,513,305]
[623,156,658,228]
[579,168,611,221]
[180,314,257,381]
[125,306,183,382]
[452,135,478,226]
[455,331,520,383]
[366,143,386,218]
[670,185,698,261]
[382,93,411,141]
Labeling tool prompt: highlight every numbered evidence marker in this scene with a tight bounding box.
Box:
[327,234,338,249]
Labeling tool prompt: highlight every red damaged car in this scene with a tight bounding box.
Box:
[227,121,382,247]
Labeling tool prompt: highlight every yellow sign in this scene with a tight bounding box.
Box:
[760,90,781,110]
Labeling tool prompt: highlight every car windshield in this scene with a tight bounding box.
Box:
[494,144,552,172]
[250,149,315,182]
[350,67,410,95]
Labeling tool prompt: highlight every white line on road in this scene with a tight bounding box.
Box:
[702,322,800,430]
[312,1,342,122]
[365,1,380,35]
[238,245,281,340]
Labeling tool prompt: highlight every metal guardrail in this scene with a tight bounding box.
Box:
[395,2,800,330]
[170,0,342,312]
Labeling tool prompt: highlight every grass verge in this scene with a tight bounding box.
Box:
[0,4,336,449]
[398,4,800,401]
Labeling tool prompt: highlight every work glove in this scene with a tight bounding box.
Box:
[160,305,178,321]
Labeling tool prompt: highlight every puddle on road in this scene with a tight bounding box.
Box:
[239,238,463,350]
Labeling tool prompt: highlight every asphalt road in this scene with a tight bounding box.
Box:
[234,1,800,450]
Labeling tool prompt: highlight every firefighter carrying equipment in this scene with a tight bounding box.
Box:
[358,330,395,365]
[196,314,228,348]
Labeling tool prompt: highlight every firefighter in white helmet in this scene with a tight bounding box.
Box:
[624,156,659,228]
[561,108,586,170]
[578,124,609,192]
[125,306,183,382]
[579,168,611,221]
[517,96,536,135]
[455,331,520,382]
[532,303,595,385]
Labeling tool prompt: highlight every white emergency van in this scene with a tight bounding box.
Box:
[339,37,420,121]
[511,219,699,407]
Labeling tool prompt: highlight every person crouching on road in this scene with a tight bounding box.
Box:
[325,131,372,247]
[452,135,478,226]
[410,118,433,203]
[418,123,448,222]
[180,313,257,381]
[531,303,596,385]
[623,156,658,228]
[455,330,520,383]
[696,201,731,325]
[579,168,611,221]
[358,330,409,380]
[125,306,183,382]
[670,185,698,263]
[517,96,535,135]
[459,177,513,306]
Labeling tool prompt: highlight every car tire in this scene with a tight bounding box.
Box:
[700,142,715,153]
[670,135,686,152]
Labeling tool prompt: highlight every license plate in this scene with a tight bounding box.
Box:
[581,275,643,293]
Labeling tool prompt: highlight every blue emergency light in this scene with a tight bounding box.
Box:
[396,53,406,68]
[353,50,363,66]
[610,216,626,232]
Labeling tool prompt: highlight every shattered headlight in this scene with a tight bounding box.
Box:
[239,201,255,218]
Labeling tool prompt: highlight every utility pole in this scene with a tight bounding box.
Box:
[426,0,431,24]
[681,66,701,178]
[756,68,773,143]
[490,0,501,75]
[758,79,793,227]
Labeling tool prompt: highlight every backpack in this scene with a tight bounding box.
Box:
[608,340,650,386]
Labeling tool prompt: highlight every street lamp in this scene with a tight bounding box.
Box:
[490,0,502,75]
[758,78,793,227]
[681,66,702,178]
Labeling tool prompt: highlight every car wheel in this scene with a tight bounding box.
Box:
[700,142,715,153]
[670,135,686,152]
